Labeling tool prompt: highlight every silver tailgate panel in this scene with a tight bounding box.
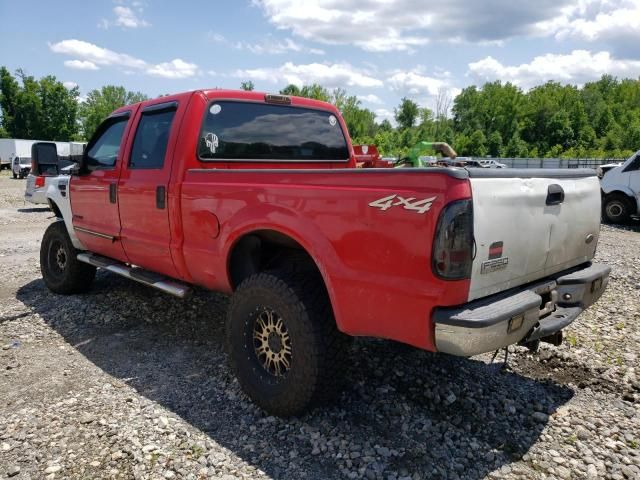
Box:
[468,175,601,301]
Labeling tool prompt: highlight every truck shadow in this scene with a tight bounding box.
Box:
[16,274,574,480]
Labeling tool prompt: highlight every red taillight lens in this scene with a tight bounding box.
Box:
[35,176,45,188]
[432,199,474,280]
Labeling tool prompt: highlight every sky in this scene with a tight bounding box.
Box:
[1,0,640,124]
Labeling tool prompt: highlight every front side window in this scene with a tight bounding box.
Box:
[198,101,349,161]
[86,116,129,170]
[129,108,176,169]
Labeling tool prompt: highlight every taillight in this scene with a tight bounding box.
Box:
[35,176,45,188]
[432,199,474,280]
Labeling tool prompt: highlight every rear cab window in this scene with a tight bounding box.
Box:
[197,101,349,163]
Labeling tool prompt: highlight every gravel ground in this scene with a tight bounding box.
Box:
[0,168,638,480]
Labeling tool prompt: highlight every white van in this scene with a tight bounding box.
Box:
[12,156,32,179]
[600,150,640,223]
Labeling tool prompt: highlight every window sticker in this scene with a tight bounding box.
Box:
[204,132,219,154]
[210,104,222,115]
[329,115,337,126]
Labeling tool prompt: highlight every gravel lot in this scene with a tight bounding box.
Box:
[0,169,638,480]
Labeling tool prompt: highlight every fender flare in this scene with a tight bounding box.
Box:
[222,205,347,331]
[45,178,85,250]
[601,186,638,211]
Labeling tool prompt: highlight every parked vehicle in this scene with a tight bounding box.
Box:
[479,159,507,168]
[12,156,32,178]
[461,159,489,168]
[25,165,73,205]
[34,89,609,416]
[600,151,640,223]
[596,162,622,179]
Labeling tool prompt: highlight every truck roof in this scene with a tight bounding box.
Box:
[110,89,341,117]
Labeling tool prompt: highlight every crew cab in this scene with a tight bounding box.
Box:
[35,89,610,416]
[600,150,640,223]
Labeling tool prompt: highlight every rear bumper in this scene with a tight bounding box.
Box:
[433,262,610,356]
[25,188,47,205]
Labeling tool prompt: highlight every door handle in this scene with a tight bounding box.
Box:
[546,184,564,205]
[156,185,166,209]
[109,183,117,204]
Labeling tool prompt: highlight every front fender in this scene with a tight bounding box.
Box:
[46,177,84,250]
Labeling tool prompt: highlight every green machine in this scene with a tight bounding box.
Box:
[397,141,457,168]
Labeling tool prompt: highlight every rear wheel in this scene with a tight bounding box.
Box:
[40,221,96,294]
[226,269,350,417]
[12,172,17,179]
[603,193,633,224]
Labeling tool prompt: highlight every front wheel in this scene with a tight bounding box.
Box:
[226,269,350,417]
[12,172,17,179]
[603,194,633,224]
[40,221,96,294]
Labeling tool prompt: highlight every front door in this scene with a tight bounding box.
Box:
[117,101,180,278]
[70,111,135,263]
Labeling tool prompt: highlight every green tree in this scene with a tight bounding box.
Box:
[240,81,255,91]
[79,85,148,139]
[394,97,419,130]
[487,131,503,157]
[0,67,79,140]
[466,129,487,156]
[280,84,301,96]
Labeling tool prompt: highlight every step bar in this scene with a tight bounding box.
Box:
[77,253,191,298]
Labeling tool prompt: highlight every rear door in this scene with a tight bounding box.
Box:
[70,111,135,263]
[468,170,602,300]
[117,100,181,278]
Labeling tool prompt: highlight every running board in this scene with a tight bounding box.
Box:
[77,252,191,298]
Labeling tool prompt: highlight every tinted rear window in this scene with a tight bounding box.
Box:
[198,101,349,161]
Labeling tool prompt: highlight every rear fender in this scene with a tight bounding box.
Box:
[222,204,346,331]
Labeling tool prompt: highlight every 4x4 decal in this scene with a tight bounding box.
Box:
[368,194,436,214]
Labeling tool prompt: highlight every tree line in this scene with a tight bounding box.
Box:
[1,65,639,159]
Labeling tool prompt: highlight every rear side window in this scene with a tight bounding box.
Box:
[130,108,176,169]
[86,117,129,170]
[198,101,349,162]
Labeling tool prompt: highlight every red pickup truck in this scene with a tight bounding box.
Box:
[34,89,610,416]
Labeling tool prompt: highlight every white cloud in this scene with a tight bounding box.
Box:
[51,39,199,79]
[99,4,150,29]
[374,108,396,125]
[357,94,383,105]
[538,0,640,58]
[64,59,99,70]
[208,32,324,55]
[147,59,199,79]
[63,81,78,90]
[468,50,640,90]
[234,62,382,88]
[238,37,325,55]
[388,69,450,97]
[253,0,573,51]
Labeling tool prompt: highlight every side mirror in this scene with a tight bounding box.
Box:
[31,142,59,176]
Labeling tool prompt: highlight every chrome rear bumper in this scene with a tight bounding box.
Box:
[433,263,610,356]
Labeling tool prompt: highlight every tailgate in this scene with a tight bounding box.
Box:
[468,169,601,301]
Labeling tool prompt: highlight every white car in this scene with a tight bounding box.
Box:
[12,156,32,179]
[479,159,507,168]
[600,151,640,223]
[25,165,72,205]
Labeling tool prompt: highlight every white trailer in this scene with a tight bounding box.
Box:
[0,138,81,169]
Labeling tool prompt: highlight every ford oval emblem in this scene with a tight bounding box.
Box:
[585,234,595,244]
